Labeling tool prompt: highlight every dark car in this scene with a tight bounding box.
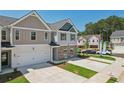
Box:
[85,50,96,54]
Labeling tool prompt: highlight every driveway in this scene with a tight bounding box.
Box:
[19,62,87,83]
[68,58,109,72]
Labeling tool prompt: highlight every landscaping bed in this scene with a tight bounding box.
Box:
[0,71,29,83]
[57,63,97,78]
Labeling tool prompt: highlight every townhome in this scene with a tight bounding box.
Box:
[110,30,124,54]
[0,11,78,72]
[77,35,101,48]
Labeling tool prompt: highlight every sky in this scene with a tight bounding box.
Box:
[1,10,124,32]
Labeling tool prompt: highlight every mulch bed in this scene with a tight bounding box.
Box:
[0,71,22,83]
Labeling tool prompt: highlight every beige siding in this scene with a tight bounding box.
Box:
[1,29,10,42]
[12,28,51,45]
[14,15,48,30]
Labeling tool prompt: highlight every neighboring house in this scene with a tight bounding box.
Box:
[110,30,124,54]
[77,35,101,48]
[0,11,78,72]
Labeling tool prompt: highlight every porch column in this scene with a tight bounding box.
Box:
[50,47,53,62]
[0,26,2,72]
[10,27,13,46]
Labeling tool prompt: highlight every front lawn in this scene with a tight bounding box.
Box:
[0,71,29,83]
[57,63,97,78]
[78,53,116,61]
[106,77,118,83]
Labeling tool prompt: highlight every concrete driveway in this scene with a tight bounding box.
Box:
[68,58,109,72]
[19,62,87,83]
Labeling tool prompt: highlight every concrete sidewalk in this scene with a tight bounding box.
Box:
[85,57,124,83]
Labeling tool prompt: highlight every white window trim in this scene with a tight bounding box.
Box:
[2,30,7,40]
[15,29,20,40]
[70,34,76,41]
[30,32,37,40]
[44,32,48,41]
[60,33,67,41]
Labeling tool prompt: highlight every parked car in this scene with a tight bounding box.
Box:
[96,50,112,55]
[85,50,96,54]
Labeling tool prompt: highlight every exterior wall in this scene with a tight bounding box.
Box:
[14,15,48,30]
[69,33,77,45]
[58,32,77,46]
[89,36,99,46]
[77,38,86,46]
[11,45,50,68]
[111,37,122,44]
[58,45,77,60]
[1,29,10,42]
[12,28,51,45]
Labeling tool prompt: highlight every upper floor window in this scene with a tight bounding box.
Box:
[2,31,6,40]
[31,32,36,40]
[15,30,20,40]
[92,40,95,42]
[60,33,66,41]
[70,34,75,41]
[44,32,48,40]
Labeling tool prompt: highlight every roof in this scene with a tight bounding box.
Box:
[78,35,101,40]
[0,15,18,26]
[50,19,70,30]
[110,30,124,38]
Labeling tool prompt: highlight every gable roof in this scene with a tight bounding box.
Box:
[0,15,17,26]
[9,11,51,30]
[49,18,78,33]
[110,30,124,38]
[78,35,101,40]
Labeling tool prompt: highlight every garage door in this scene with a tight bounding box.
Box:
[113,46,124,54]
[12,45,50,67]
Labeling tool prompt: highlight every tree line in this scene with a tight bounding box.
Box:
[79,16,124,41]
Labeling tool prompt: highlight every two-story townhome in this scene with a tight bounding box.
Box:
[110,30,124,54]
[0,11,78,72]
[77,35,100,48]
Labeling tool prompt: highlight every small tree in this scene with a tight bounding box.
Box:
[84,40,89,49]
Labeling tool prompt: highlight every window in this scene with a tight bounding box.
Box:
[2,31,6,40]
[31,32,36,40]
[44,32,48,40]
[70,34,75,41]
[15,30,20,40]
[60,33,66,40]
[92,40,95,42]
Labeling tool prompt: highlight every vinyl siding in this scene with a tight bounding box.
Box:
[12,28,51,45]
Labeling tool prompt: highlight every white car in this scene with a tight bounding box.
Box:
[96,50,112,55]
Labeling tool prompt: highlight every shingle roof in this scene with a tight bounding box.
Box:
[110,30,124,38]
[0,15,18,26]
[78,35,101,40]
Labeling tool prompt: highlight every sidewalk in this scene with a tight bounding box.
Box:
[85,57,124,83]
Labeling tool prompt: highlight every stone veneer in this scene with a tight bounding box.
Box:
[58,45,77,60]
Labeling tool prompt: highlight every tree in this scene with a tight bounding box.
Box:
[81,15,124,41]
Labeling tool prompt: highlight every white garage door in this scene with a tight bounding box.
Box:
[113,46,124,54]
[12,45,50,67]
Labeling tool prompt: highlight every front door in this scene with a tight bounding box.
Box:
[1,52,9,67]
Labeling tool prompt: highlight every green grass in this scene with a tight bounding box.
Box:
[106,77,118,83]
[0,71,29,83]
[79,53,116,61]
[8,76,29,83]
[89,54,116,61]
[58,63,97,78]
